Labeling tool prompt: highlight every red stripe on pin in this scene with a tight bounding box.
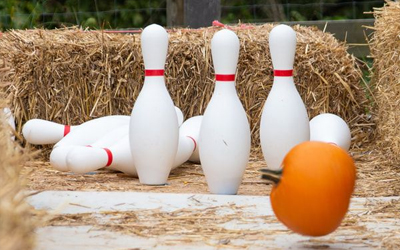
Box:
[216,74,235,81]
[63,125,71,137]
[274,70,293,77]
[186,136,197,152]
[145,69,164,76]
[103,148,113,167]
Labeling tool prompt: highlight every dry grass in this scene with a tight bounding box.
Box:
[368,0,400,165]
[0,98,36,250]
[22,151,271,196]
[22,147,400,198]
[0,24,371,150]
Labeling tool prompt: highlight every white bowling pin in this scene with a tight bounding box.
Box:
[50,124,128,172]
[310,113,351,151]
[66,118,197,176]
[50,116,129,171]
[199,29,251,195]
[50,106,184,172]
[67,136,137,176]
[23,119,77,144]
[260,24,310,170]
[3,108,16,140]
[173,130,197,167]
[129,24,179,185]
[175,106,184,127]
[24,106,183,145]
[54,115,129,148]
[179,115,202,163]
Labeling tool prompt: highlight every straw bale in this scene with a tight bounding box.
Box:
[368,1,400,164]
[0,99,36,250]
[0,24,369,149]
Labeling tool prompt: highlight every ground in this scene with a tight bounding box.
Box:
[23,147,400,249]
[23,148,400,197]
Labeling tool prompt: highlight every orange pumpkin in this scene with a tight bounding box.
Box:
[261,141,356,237]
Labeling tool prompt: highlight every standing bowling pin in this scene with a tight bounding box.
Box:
[310,113,351,151]
[199,29,251,195]
[129,24,179,185]
[260,24,310,170]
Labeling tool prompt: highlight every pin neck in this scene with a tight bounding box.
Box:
[215,74,235,82]
[273,70,293,77]
[63,125,71,137]
[103,148,113,167]
[186,136,197,152]
[145,69,164,77]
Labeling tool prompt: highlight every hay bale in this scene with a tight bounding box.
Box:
[0,99,36,250]
[369,1,400,163]
[0,24,370,148]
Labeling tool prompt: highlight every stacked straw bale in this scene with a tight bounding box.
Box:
[369,1,400,163]
[0,99,35,250]
[0,24,371,148]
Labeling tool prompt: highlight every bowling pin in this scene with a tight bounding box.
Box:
[50,106,184,172]
[23,119,78,144]
[175,106,184,127]
[66,117,198,176]
[3,108,16,140]
[67,136,137,176]
[173,118,200,167]
[260,24,310,171]
[50,116,129,171]
[53,116,129,148]
[310,113,351,151]
[129,24,179,185]
[179,115,202,163]
[199,29,251,195]
[24,106,184,145]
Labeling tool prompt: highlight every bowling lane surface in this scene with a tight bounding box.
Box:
[29,191,400,250]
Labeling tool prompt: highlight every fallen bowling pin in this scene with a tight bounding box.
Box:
[260,24,310,171]
[23,119,78,145]
[129,24,179,185]
[3,108,16,140]
[53,115,129,148]
[50,124,130,171]
[24,106,184,145]
[310,113,351,151]
[179,115,202,163]
[66,117,199,176]
[199,29,251,195]
[50,116,129,171]
[67,136,137,176]
[49,107,185,172]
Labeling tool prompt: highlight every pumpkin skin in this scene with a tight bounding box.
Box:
[267,141,356,237]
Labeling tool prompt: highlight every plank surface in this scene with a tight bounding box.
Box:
[29,191,400,249]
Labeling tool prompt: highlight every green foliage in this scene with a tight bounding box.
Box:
[0,0,167,30]
[0,0,384,30]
